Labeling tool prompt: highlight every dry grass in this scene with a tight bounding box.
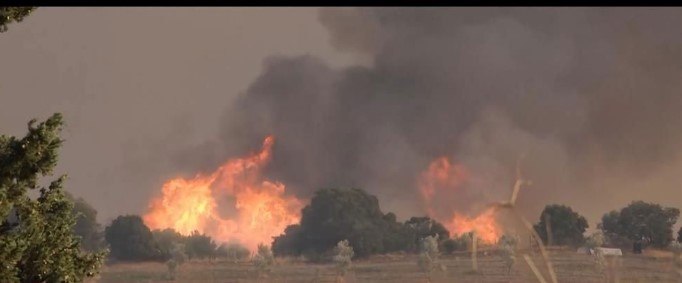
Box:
[96,250,680,283]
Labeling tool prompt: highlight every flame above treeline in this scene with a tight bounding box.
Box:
[144,136,503,250]
[143,136,304,251]
[418,157,502,244]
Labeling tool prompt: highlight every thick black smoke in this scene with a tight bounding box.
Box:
[178,8,682,222]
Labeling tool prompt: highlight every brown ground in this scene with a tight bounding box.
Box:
[96,249,682,283]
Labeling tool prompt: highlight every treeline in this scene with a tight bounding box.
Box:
[77,187,682,263]
[72,211,251,262]
[3,114,682,283]
[271,188,682,261]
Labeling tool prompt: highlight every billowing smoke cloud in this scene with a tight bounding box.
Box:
[177,8,682,223]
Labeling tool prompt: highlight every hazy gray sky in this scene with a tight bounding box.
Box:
[0,8,355,222]
[3,8,682,232]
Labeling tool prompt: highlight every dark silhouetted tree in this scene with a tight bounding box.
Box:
[0,113,106,282]
[404,216,450,252]
[0,7,37,33]
[533,204,588,246]
[272,188,409,259]
[185,230,217,260]
[66,192,105,251]
[105,215,159,261]
[599,201,679,248]
[152,228,186,261]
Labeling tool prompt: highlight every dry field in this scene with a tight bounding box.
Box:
[97,249,682,283]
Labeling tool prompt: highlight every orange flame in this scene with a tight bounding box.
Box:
[143,136,304,251]
[418,156,501,244]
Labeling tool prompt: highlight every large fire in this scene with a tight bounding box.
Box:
[143,136,304,251]
[418,157,502,244]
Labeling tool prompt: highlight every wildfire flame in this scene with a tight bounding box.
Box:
[143,136,304,251]
[418,156,501,244]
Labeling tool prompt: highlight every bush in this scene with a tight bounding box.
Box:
[534,204,589,247]
[105,215,160,261]
[216,242,251,262]
[497,234,517,275]
[253,244,275,279]
[333,239,354,278]
[153,228,185,261]
[417,235,445,282]
[185,230,217,260]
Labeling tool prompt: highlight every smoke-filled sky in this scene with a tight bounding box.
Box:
[3,7,682,229]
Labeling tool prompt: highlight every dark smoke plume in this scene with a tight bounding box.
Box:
[177,8,682,222]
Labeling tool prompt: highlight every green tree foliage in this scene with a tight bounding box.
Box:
[0,113,106,282]
[272,188,413,259]
[533,204,589,246]
[404,216,449,252]
[0,7,37,33]
[65,192,105,251]
[104,215,159,261]
[598,201,679,248]
[152,228,186,261]
[185,230,217,260]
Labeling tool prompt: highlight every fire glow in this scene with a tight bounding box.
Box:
[418,157,502,244]
[143,136,304,251]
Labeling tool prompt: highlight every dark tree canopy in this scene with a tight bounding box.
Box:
[0,113,106,282]
[0,7,37,33]
[599,201,680,248]
[152,228,185,261]
[678,226,682,243]
[403,216,450,251]
[533,204,589,247]
[272,188,413,259]
[185,230,218,260]
[66,192,105,251]
[105,215,159,261]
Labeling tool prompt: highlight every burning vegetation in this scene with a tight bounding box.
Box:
[144,135,509,253]
[143,136,304,251]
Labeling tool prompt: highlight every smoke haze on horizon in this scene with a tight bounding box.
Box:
[181,8,682,226]
[3,8,682,229]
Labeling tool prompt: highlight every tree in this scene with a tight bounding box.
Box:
[0,113,106,282]
[152,228,186,261]
[533,204,589,246]
[184,230,217,260]
[215,242,251,262]
[598,201,680,248]
[0,7,37,33]
[404,216,449,252]
[272,188,409,259]
[104,215,159,261]
[66,192,105,251]
[678,226,682,243]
